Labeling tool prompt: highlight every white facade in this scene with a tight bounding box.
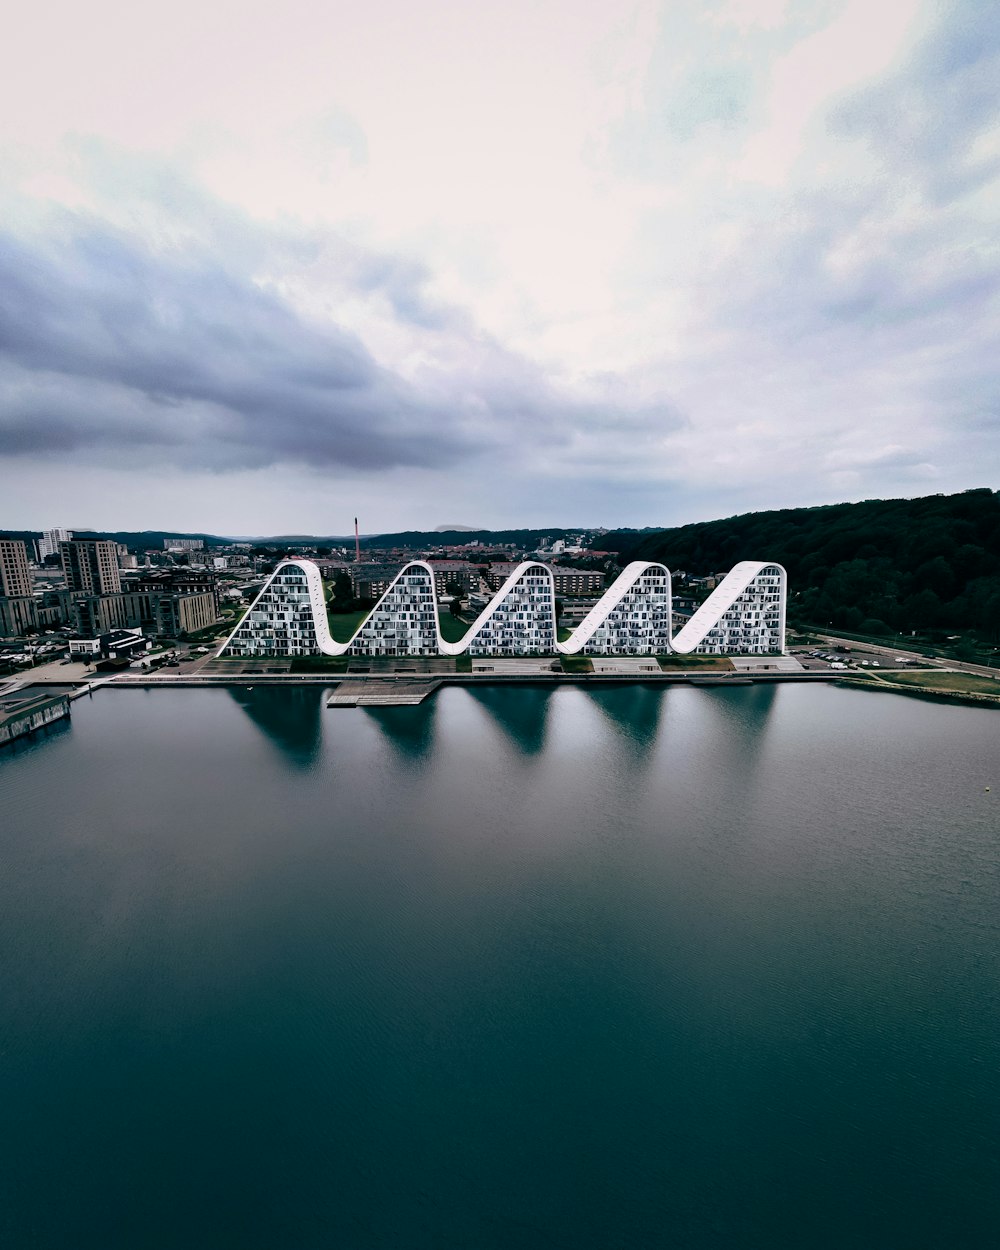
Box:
[560,562,671,656]
[217,558,787,659]
[671,562,786,655]
[347,566,438,656]
[40,527,71,559]
[221,563,322,657]
[449,563,556,657]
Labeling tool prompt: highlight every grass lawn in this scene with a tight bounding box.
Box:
[560,656,593,674]
[455,655,472,673]
[438,611,472,643]
[327,609,370,643]
[657,655,735,670]
[874,671,1000,697]
[557,626,573,644]
[289,655,351,673]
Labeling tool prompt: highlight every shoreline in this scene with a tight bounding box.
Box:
[34,668,1000,708]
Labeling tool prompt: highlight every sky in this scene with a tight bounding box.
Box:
[1,0,998,535]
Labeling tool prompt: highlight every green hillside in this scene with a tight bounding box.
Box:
[601,489,1000,644]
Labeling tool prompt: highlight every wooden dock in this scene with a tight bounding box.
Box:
[326,678,442,708]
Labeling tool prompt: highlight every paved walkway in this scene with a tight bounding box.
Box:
[591,658,663,675]
[470,659,558,675]
[731,656,804,673]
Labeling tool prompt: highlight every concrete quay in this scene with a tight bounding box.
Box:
[0,690,71,747]
[99,663,861,707]
[9,653,970,711]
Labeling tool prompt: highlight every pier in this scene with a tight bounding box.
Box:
[326,678,442,708]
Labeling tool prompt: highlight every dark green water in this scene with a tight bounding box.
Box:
[1,683,998,1249]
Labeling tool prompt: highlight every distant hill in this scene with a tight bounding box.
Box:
[598,488,1000,641]
[358,527,580,550]
[0,529,226,549]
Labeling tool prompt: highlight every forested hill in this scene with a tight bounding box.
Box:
[599,489,1000,639]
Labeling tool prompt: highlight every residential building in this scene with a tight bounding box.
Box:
[39,527,71,559]
[549,566,605,596]
[350,563,404,601]
[125,569,220,615]
[671,564,786,655]
[60,539,122,595]
[563,564,671,657]
[216,558,786,659]
[483,562,521,591]
[461,564,556,657]
[427,561,477,596]
[72,589,218,639]
[0,596,38,637]
[0,539,32,598]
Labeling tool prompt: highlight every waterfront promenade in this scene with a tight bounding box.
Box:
[5,650,997,713]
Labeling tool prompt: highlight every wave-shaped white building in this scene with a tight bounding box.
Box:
[218,558,786,658]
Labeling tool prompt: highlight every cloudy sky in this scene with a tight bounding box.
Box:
[1,0,997,534]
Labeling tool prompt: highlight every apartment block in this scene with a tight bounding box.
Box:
[0,540,32,598]
[60,539,122,596]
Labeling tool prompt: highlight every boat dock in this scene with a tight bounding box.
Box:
[326,678,443,708]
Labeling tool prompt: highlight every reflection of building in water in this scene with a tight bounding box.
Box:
[218,558,786,659]
[585,684,664,756]
[362,702,437,761]
[464,685,552,756]
[227,685,324,768]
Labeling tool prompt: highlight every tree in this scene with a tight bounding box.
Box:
[449,594,465,618]
[330,571,353,605]
[904,588,942,629]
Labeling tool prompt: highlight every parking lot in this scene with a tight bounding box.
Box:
[790,644,941,673]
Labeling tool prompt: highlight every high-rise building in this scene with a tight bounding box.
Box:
[60,539,122,596]
[0,539,32,598]
[39,527,72,559]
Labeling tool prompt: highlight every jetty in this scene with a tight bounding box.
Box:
[326,678,442,708]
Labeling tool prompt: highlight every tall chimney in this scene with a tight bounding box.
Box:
[354,517,360,564]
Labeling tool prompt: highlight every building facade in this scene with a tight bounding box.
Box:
[39,528,71,559]
[561,563,672,656]
[671,563,786,655]
[72,589,218,639]
[550,566,605,596]
[125,569,220,616]
[0,596,38,637]
[217,558,787,659]
[0,540,32,598]
[459,564,556,657]
[427,562,477,596]
[347,566,438,656]
[60,539,122,596]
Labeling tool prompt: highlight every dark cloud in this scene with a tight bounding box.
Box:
[0,211,605,473]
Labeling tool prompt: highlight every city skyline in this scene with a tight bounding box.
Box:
[2,0,999,533]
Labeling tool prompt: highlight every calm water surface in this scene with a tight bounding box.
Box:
[1,683,998,1248]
